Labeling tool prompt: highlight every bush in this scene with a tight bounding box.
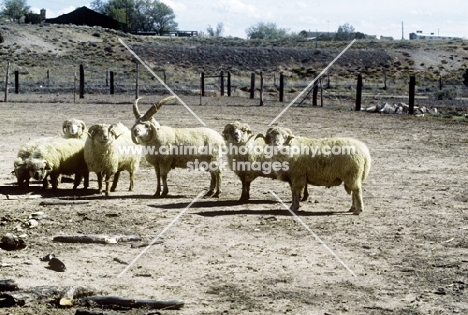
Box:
[0,32,3,44]
[433,87,458,100]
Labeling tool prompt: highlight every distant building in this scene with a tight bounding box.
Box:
[380,36,394,41]
[409,30,457,40]
[45,6,124,31]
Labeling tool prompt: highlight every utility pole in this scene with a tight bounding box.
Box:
[401,21,404,40]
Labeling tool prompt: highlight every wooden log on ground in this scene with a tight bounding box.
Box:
[0,285,99,307]
[40,200,90,206]
[75,310,112,315]
[0,279,19,292]
[53,235,142,244]
[83,296,184,310]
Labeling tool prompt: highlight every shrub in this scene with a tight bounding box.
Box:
[0,32,3,44]
[433,87,458,100]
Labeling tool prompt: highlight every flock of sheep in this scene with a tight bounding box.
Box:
[12,96,371,214]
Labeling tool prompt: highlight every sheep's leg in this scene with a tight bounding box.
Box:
[239,180,251,202]
[97,171,103,194]
[159,164,171,197]
[204,172,216,197]
[153,165,161,197]
[212,170,221,198]
[301,184,309,201]
[290,187,302,211]
[104,172,112,196]
[128,171,134,191]
[351,187,363,215]
[73,173,81,190]
[50,173,59,190]
[111,171,120,192]
[83,172,89,189]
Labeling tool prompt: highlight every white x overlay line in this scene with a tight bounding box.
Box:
[268,39,356,126]
[118,38,207,126]
[269,190,357,277]
[118,189,207,278]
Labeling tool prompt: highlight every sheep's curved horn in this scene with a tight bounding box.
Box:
[143,96,176,120]
[133,97,143,119]
[80,120,87,131]
[87,125,101,139]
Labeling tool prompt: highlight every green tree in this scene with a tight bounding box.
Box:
[206,22,224,37]
[91,0,137,31]
[1,0,30,22]
[246,22,289,40]
[335,23,355,40]
[133,0,177,34]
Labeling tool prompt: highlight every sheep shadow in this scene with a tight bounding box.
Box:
[149,199,278,210]
[194,209,352,217]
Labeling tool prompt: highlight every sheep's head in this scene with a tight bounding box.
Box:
[63,118,87,139]
[131,96,175,144]
[222,122,252,144]
[27,158,51,181]
[87,124,121,144]
[265,127,294,147]
[13,158,30,186]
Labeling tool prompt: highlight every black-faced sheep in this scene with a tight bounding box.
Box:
[62,118,87,139]
[131,97,224,198]
[84,123,140,196]
[265,127,371,215]
[25,137,89,190]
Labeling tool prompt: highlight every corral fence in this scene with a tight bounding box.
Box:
[2,61,468,107]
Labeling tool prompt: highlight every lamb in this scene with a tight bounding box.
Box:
[222,122,309,202]
[265,127,371,215]
[62,118,87,139]
[84,123,140,196]
[131,96,224,198]
[25,137,89,190]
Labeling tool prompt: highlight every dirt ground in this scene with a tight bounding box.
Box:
[0,95,467,315]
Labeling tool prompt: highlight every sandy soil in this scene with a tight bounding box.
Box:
[0,95,467,315]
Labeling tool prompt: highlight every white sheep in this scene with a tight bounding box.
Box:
[222,122,308,202]
[84,123,140,196]
[131,96,224,198]
[25,137,89,190]
[265,127,371,215]
[13,137,54,187]
[62,118,87,139]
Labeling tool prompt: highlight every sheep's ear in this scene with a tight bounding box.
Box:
[284,135,295,145]
[133,97,143,119]
[62,120,69,133]
[284,128,294,136]
[243,124,252,135]
[109,125,122,139]
[44,162,52,171]
[222,124,231,140]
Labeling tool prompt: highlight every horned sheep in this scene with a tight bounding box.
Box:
[84,123,140,196]
[131,96,224,198]
[25,137,89,190]
[62,118,87,139]
[265,127,371,215]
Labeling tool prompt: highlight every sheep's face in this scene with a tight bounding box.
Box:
[132,119,160,145]
[222,122,252,144]
[88,124,118,144]
[13,158,30,185]
[265,127,294,147]
[63,121,85,138]
[28,158,51,181]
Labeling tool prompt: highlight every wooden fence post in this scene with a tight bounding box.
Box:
[79,65,84,99]
[320,78,323,107]
[200,72,205,97]
[409,75,415,115]
[355,73,362,111]
[106,70,109,87]
[220,70,224,96]
[4,61,9,102]
[74,72,77,103]
[250,72,255,99]
[439,75,442,90]
[312,80,318,106]
[259,71,264,106]
[227,71,231,97]
[110,71,114,95]
[279,72,284,102]
[14,70,19,94]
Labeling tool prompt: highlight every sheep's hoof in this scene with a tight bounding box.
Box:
[238,195,249,203]
[212,192,220,198]
[204,190,214,198]
[352,209,362,215]
[110,187,116,192]
[289,205,299,212]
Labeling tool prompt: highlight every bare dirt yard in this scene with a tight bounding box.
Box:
[0,95,467,315]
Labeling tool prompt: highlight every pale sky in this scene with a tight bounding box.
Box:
[28,0,468,39]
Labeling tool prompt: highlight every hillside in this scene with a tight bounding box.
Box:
[0,21,468,94]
